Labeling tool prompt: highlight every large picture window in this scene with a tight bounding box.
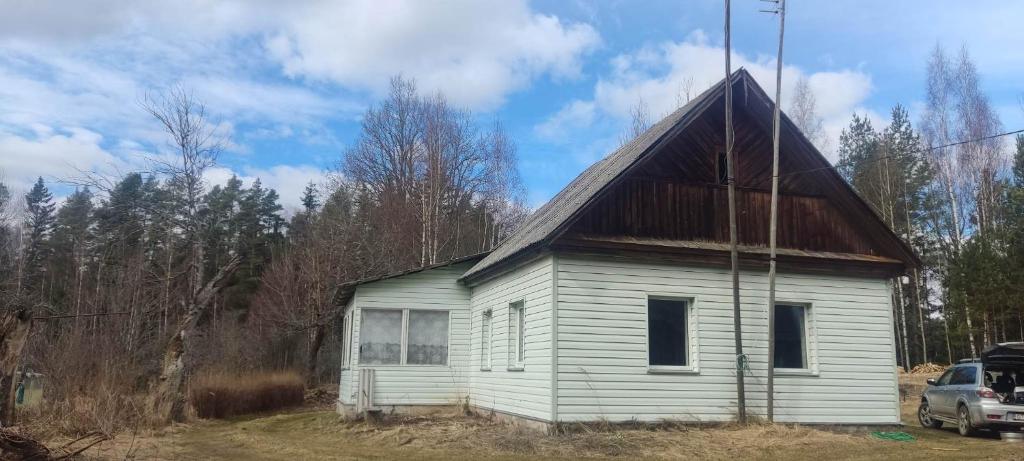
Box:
[359,309,449,366]
[359,309,403,365]
[407,310,449,365]
[648,298,689,368]
[774,304,808,369]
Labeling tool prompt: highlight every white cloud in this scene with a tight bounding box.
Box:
[0,127,125,191]
[539,30,877,160]
[534,100,596,141]
[264,0,599,109]
[205,164,326,213]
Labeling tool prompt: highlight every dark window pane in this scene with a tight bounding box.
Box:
[950,366,977,385]
[774,305,806,369]
[936,368,955,386]
[717,151,729,184]
[648,299,687,366]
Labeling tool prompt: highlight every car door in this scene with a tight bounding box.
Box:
[930,367,957,417]
[948,365,980,410]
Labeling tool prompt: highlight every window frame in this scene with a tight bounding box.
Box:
[341,310,353,370]
[481,309,493,371]
[508,300,525,371]
[358,307,451,368]
[644,294,699,374]
[950,365,979,386]
[772,301,817,376]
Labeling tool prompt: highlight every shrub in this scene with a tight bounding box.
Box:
[190,370,304,419]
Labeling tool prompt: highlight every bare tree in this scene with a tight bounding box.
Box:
[620,97,651,146]
[142,87,240,422]
[788,76,827,152]
[0,293,33,425]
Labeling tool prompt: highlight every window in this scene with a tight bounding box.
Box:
[407,310,449,365]
[774,304,808,369]
[509,301,525,369]
[341,312,353,369]
[716,151,729,184]
[359,309,403,365]
[648,298,689,368]
[359,309,450,366]
[950,366,978,386]
[481,310,493,370]
[936,368,955,386]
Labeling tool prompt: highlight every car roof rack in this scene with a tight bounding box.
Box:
[957,358,980,364]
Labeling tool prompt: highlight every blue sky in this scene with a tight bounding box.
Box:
[0,0,1021,210]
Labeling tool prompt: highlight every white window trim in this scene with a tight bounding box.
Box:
[772,301,818,377]
[644,294,700,374]
[481,309,493,371]
[358,307,451,368]
[508,300,525,371]
[341,311,353,370]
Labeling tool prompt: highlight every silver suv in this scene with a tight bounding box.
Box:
[919,343,1024,436]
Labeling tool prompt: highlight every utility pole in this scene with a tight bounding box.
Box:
[763,0,785,423]
[724,0,747,424]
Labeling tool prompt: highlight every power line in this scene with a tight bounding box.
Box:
[780,127,1024,179]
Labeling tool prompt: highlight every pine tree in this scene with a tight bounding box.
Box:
[22,177,56,293]
[49,188,94,312]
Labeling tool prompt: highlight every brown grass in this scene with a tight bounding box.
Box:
[74,405,1024,461]
[189,370,304,419]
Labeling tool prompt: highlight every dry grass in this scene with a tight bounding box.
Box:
[71,403,1024,461]
[189,370,304,419]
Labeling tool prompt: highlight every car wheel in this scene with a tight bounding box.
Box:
[918,401,942,429]
[957,404,976,437]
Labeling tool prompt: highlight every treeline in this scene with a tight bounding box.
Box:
[835,44,1024,367]
[0,77,524,431]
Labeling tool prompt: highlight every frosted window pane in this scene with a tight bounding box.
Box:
[359,309,402,365]
[481,311,492,368]
[407,310,449,365]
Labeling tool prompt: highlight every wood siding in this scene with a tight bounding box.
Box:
[554,254,899,424]
[570,178,882,256]
[342,262,474,406]
[339,297,355,405]
[468,255,554,421]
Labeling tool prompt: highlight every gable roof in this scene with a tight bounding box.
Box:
[461,69,918,283]
[333,251,488,307]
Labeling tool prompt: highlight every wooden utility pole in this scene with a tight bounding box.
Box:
[764,0,786,423]
[724,0,747,423]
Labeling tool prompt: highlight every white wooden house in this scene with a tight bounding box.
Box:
[335,70,916,427]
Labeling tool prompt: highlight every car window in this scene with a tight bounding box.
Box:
[950,366,978,385]
[936,368,955,386]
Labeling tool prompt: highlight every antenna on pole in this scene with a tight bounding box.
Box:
[762,0,786,423]
[724,0,747,424]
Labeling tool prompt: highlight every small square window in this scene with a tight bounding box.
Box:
[648,298,688,368]
[774,304,808,369]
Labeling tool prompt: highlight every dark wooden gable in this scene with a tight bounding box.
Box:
[561,76,911,270]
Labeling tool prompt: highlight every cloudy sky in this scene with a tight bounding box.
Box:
[1,0,1021,210]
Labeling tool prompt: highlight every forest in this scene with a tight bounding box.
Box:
[0,42,1020,434]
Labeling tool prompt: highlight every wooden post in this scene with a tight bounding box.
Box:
[766,0,786,423]
[724,0,747,423]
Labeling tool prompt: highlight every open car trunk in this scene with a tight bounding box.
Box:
[983,343,1024,367]
[983,343,1024,405]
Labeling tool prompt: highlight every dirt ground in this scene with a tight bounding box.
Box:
[67,376,1024,460]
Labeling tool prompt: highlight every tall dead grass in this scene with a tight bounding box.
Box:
[189,370,304,419]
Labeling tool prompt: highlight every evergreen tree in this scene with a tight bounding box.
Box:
[22,177,56,292]
[49,187,94,311]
